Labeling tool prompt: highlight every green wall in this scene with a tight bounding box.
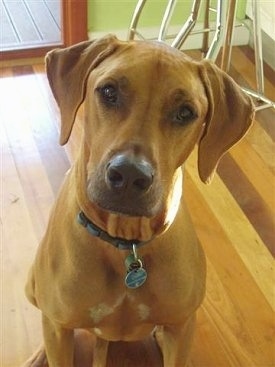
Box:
[88,0,247,34]
[88,1,193,33]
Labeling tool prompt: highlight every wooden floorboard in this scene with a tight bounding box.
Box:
[1,46,274,366]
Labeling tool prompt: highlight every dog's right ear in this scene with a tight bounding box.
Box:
[46,35,120,145]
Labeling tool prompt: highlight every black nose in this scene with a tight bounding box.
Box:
[106,154,154,194]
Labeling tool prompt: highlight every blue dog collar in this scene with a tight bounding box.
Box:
[77,211,147,250]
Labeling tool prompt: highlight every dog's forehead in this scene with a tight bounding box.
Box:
[92,41,200,93]
[111,41,194,71]
[125,40,189,60]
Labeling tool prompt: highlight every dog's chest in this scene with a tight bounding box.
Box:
[47,234,204,336]
[87,293,155,341]
[83,267,193,339]
[89,294,150,323]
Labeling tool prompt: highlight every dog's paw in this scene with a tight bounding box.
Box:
[21,345,48,367]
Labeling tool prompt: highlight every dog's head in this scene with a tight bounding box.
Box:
[46,35,254,235]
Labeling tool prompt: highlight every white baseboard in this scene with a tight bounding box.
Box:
[244,15,275,70]
[89,20,250,51]
[246,1,275,40]
[248,29,275,71]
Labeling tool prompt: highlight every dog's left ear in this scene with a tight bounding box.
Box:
[197,60,255,183]
[46,35,120,145]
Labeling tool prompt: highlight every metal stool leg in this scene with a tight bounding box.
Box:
[220,0,237,72]
[201,0,210,56]
[171,0,227,63]
[127,0,274,110]
[171,0,201,49]
[128,0,147,41]
[217,0,274,110]
[158,0,177,42]
[242,0,274,110]
[252,0,264,96]
[205,0,228,61]
[128,0,227,64]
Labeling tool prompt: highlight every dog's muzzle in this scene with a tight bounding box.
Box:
[88,153,162,217]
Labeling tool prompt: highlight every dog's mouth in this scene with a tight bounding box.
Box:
[87,154,163,217]
[88,187,162,217]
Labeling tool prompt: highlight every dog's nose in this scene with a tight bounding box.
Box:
[106,154,154,194]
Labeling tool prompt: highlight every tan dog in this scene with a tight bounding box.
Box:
[23,35,254,367]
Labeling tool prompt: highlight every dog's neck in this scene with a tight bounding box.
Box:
[77,210,150,250]
[76,196,169,242]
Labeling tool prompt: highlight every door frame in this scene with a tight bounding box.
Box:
[62,0,87,47]
[1,0,87,61]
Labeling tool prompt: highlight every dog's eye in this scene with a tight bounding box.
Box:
[174,106,197,124]
[98,84,118,106]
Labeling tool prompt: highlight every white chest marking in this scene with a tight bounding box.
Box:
[137,303,150,321]
[93,327,102,336]
[89,295,125,323]
[89,303,114,323]
[89,296,150,323]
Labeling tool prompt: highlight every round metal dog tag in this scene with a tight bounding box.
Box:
[125,268,147,289]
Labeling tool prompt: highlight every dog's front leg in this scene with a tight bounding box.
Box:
[93,337,109,367]
[155,314,196,367]
[42,314,74,367]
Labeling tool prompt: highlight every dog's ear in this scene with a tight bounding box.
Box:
[197,60,254,183]
[46,35,120,145]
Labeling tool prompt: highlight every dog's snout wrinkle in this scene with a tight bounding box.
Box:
[106,154,154,195]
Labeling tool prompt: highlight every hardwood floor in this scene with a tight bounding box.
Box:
[0,0,61,51]
[1,46,274,366]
